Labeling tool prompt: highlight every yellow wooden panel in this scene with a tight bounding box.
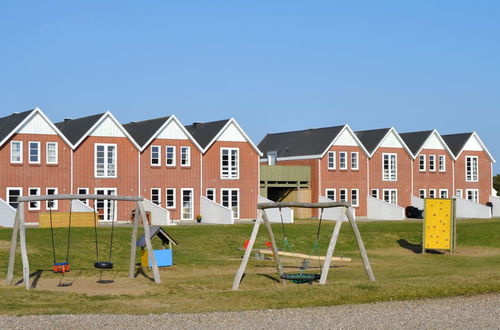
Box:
[141,249,148,267]
[39,212,96,228]
[424,199,452,250]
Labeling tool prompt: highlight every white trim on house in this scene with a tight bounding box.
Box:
[454,132,495,163]
[181,146,191,167]
[320,124,370,158]
[28,141,41,164]
[94,143,118,178]
[151,188,161,206]
[414,130,456,160]
[28,187,41,210]
[419,154,426,171]
[327,151,336,170]
[221,188,240,219]
[202,118,262,156]
[382,153,397,181]
[367,127,413,158]
[339,152,348,170]
[439,189,448,198]
[46,187,59,210]
[438,154,446,172]
[6,187,23,209]
[206,188,216,201]
[77,187,89,205]
[465,155,479,182]
[181,188,194,220]
[351,152,359,170]
[150,145,161,167]
[46,141,58,164]
[220,147,239,179]
[165,188,176,209]
[10,141,23,164]
[166,146,176,167]
[351,188,359,207]
[325,188,336,201]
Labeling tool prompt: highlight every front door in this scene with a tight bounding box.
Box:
[95,188,117,221]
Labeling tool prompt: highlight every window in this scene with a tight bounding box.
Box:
[383,189,397,205]
[429,189,436,199]
[419,189,426,199]
[351,152,359,170]
[95,144,116,177]
[78,188,89,204]
[181,146,191,166]
[29,188,40,210]
[466,156,478,182]
[351,189,359,207]
[267,151,277,166]
[95,188,117,221]
[221,148,239,179]
[419,155,426,171]
[181,189,194,220]
[327,151,336,170]
[429,155,436,172]
[46,142,58,164]
[151,188,161,205]
[325,189,336,201]
[438,155,446,172]
[150,146,161,166]
[46,188,58,210]
[166,188,176,209]
[339,152,347,170]
[7,188,22,209]
[455,189,463,198]
[222,189,239,219]
[383,153,397,181]
[29,141,40,164]
[440,189,448,199]
[339,189,348,202]
[466,189,479,203]
[166,146,176,166]
[10,141,22,163]
[371,189,379,199]
[206,188,216,201]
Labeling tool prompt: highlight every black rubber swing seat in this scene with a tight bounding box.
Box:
[94,261,114,269]
[280,273,321,284]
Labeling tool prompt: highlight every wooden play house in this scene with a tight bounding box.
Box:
[136,226,178,267]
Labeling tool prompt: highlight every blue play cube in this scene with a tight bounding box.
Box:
[148,249,173,267]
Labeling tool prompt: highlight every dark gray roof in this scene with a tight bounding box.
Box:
[0,109,35,143]
[258,125,344,158]
[399,130,433,155]
[55,113,105,145]
[123,116,172,148]
[185,119,230,149]
[441,133,473,157]
[355,128,391,154]
[136,226,177,247]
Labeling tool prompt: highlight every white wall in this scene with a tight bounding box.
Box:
[200,196,233,224]
[0,197,16,228]
[258,196,294,223]
[411,196,424,209]
[367,196,405,220]
[455,197,491,219]
[490,196,500,218]
[318,196,354,221]
[71,200,94,212]
[141,199,172,225]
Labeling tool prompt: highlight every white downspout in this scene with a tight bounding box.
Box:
[70,150,74,194]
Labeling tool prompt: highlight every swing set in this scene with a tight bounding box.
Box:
[6,194,162,290]
[232,201,376,290]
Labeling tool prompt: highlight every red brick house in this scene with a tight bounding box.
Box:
[124,115,203,221]
[186,119,262,220]
[0,108,73,223]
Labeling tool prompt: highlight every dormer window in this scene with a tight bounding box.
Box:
[267,151,277,166]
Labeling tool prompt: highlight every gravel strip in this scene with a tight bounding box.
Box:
[2,293,499,329]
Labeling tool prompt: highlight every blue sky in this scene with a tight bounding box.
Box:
[1,1,499,173]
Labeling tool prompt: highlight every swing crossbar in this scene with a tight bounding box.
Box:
[253,249,352,262]
[17,194,144,202]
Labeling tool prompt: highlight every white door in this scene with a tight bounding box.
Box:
[95,188,117,221]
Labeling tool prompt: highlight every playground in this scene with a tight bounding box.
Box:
[1,216,500,315]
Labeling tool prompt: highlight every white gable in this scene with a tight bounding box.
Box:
[90,116,126,138]
[18,112,57,135]
[334,129,358,146]
[423,133,445,150]
[156,120,188,140]
[380,131,404,148]
[463,135,483,151]
[217,122,246,142]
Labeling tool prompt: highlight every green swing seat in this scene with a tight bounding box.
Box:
[280,273,321,284]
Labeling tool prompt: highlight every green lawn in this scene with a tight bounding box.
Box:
[1,218,500,315]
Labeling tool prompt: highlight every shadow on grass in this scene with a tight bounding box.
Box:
[397,239,443,254]
[134,265,156,283]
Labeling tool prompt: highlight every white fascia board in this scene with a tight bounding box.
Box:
[276,154,322,161]
[0,109,36,148]
[414,130,456,161]
[456,132,496,163]
[372,127,414,159]
[203,118,263,156]
[320,124,370,158]
[35,107,75,149]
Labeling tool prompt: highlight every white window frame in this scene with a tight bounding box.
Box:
[28,187,41,210]
[77,188,89,205]
[46,187,58,210]
[382,153,397,181]
[29,141,41,164]
[181,146,191,167]
[221,188,239,219]
[419,189,426,199]
[371,189,379,199]
[466,189,479,203]
[339,152,347,170]
[383,189,397,205]
[94,188,117,221]
[429,155,436,172]
[94,143,117,178]
[10,141,23,164]
[339,188,348,202]
[327,151,336,170]
[455,189,463,199]
[351,189,359,207]
[166,146,176,167]
[419,154,426,172]
[46,142,58,165]
[151,188,161,206]
[439,189,448,199]
[465,156,479,182]
[166,188,176,209]
[206,188,216,201]
[351,152,359,170]
[429,189,436,199]
[181,188,194,220]
[7,187,23,209]
[150,145,161,167]
[438,155,446,172]
[221,148,239,179]
[325,189,336,201]
[267,151,277,166]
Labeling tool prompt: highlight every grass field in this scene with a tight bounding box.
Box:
[1,218,500,315]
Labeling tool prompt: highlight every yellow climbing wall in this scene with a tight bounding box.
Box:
[424,199,454,251]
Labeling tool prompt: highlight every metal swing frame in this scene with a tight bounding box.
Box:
[5,194,161,290]
[232,201,376,290]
